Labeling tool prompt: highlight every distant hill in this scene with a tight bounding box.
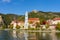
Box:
[29,11,60,20]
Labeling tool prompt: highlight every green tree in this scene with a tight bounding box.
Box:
[2,24,6,29]
[36,22,40,29]
[45,24,49,29]
[56,22,60,30]
[16,25,20,29]
[9,24,13,29]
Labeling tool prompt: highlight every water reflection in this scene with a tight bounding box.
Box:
[0,30,60,40]
[24,32,28,40]
[12,30,17,40]
[50,32,57,40]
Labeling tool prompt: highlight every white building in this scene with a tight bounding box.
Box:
[46,18,60,25]
[52,18,60,24]
[10,21,24,29]
[46,18,60,30]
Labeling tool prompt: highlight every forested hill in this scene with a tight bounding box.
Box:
[0,13,24,27]
[0,11,60,26]
[28,11,60,20]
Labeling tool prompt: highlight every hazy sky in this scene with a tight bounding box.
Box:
[0,0,60,15]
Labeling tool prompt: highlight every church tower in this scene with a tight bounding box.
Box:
[24,11,28,29]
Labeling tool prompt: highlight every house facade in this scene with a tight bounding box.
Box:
[46,18,60,25]
[28,18,40,28]
[10,20,24,29]
[52,18,60,24]
[46,18,60,30]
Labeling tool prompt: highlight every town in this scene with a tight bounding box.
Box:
[0,10,60,31]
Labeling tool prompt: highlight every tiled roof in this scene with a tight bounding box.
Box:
[53,18,60,20]
[28,18,39,20]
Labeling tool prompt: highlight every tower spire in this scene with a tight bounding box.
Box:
[24,11,28,29]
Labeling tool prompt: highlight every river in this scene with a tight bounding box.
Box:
[0,30,60,40]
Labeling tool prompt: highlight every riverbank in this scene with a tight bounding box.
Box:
[0,28,60,33]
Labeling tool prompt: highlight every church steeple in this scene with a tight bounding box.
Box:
[24,11,28,29]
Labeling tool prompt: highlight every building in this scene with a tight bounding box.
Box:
[10,18,40,29]
[32,10,38,13]
[46,18,60,30]
[28,18,40,23]
[28,18,40,28]
[52,18,60,24]
[46,19,53,25]
[46,18,60,25]
[10,20,24,29]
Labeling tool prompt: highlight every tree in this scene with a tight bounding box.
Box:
[2,24,6,29]
[36,22,40,29]
[3,15,12,27]
[45,23,49,29]
[16,25,20,29]
[40,19,46,25]
[56,22,60,30]
[9,24,13,29]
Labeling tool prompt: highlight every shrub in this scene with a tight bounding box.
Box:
[9,24,13,29]
[56,22,60,30]
[16,25,20,29]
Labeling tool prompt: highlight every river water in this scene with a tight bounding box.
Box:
[0,30,60,40]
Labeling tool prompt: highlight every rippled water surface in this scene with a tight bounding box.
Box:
[0,30,60,40]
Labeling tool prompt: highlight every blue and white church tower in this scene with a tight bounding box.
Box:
[24,11,28,29]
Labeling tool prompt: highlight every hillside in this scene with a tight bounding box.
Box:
[28,11,60,20]
[0,11,60,27]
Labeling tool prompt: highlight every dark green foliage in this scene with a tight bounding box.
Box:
[9,24,13,29]
[0,14,24,28]
[16,25,20,29]
[56,23,60,30]
[2,24,6,29]
[36,22,40,28]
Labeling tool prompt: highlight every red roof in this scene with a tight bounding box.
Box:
[28,18,40,23]
[53,18,60,20]
[28,18,39,20]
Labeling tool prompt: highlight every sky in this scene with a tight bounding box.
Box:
[0,0,60,15]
